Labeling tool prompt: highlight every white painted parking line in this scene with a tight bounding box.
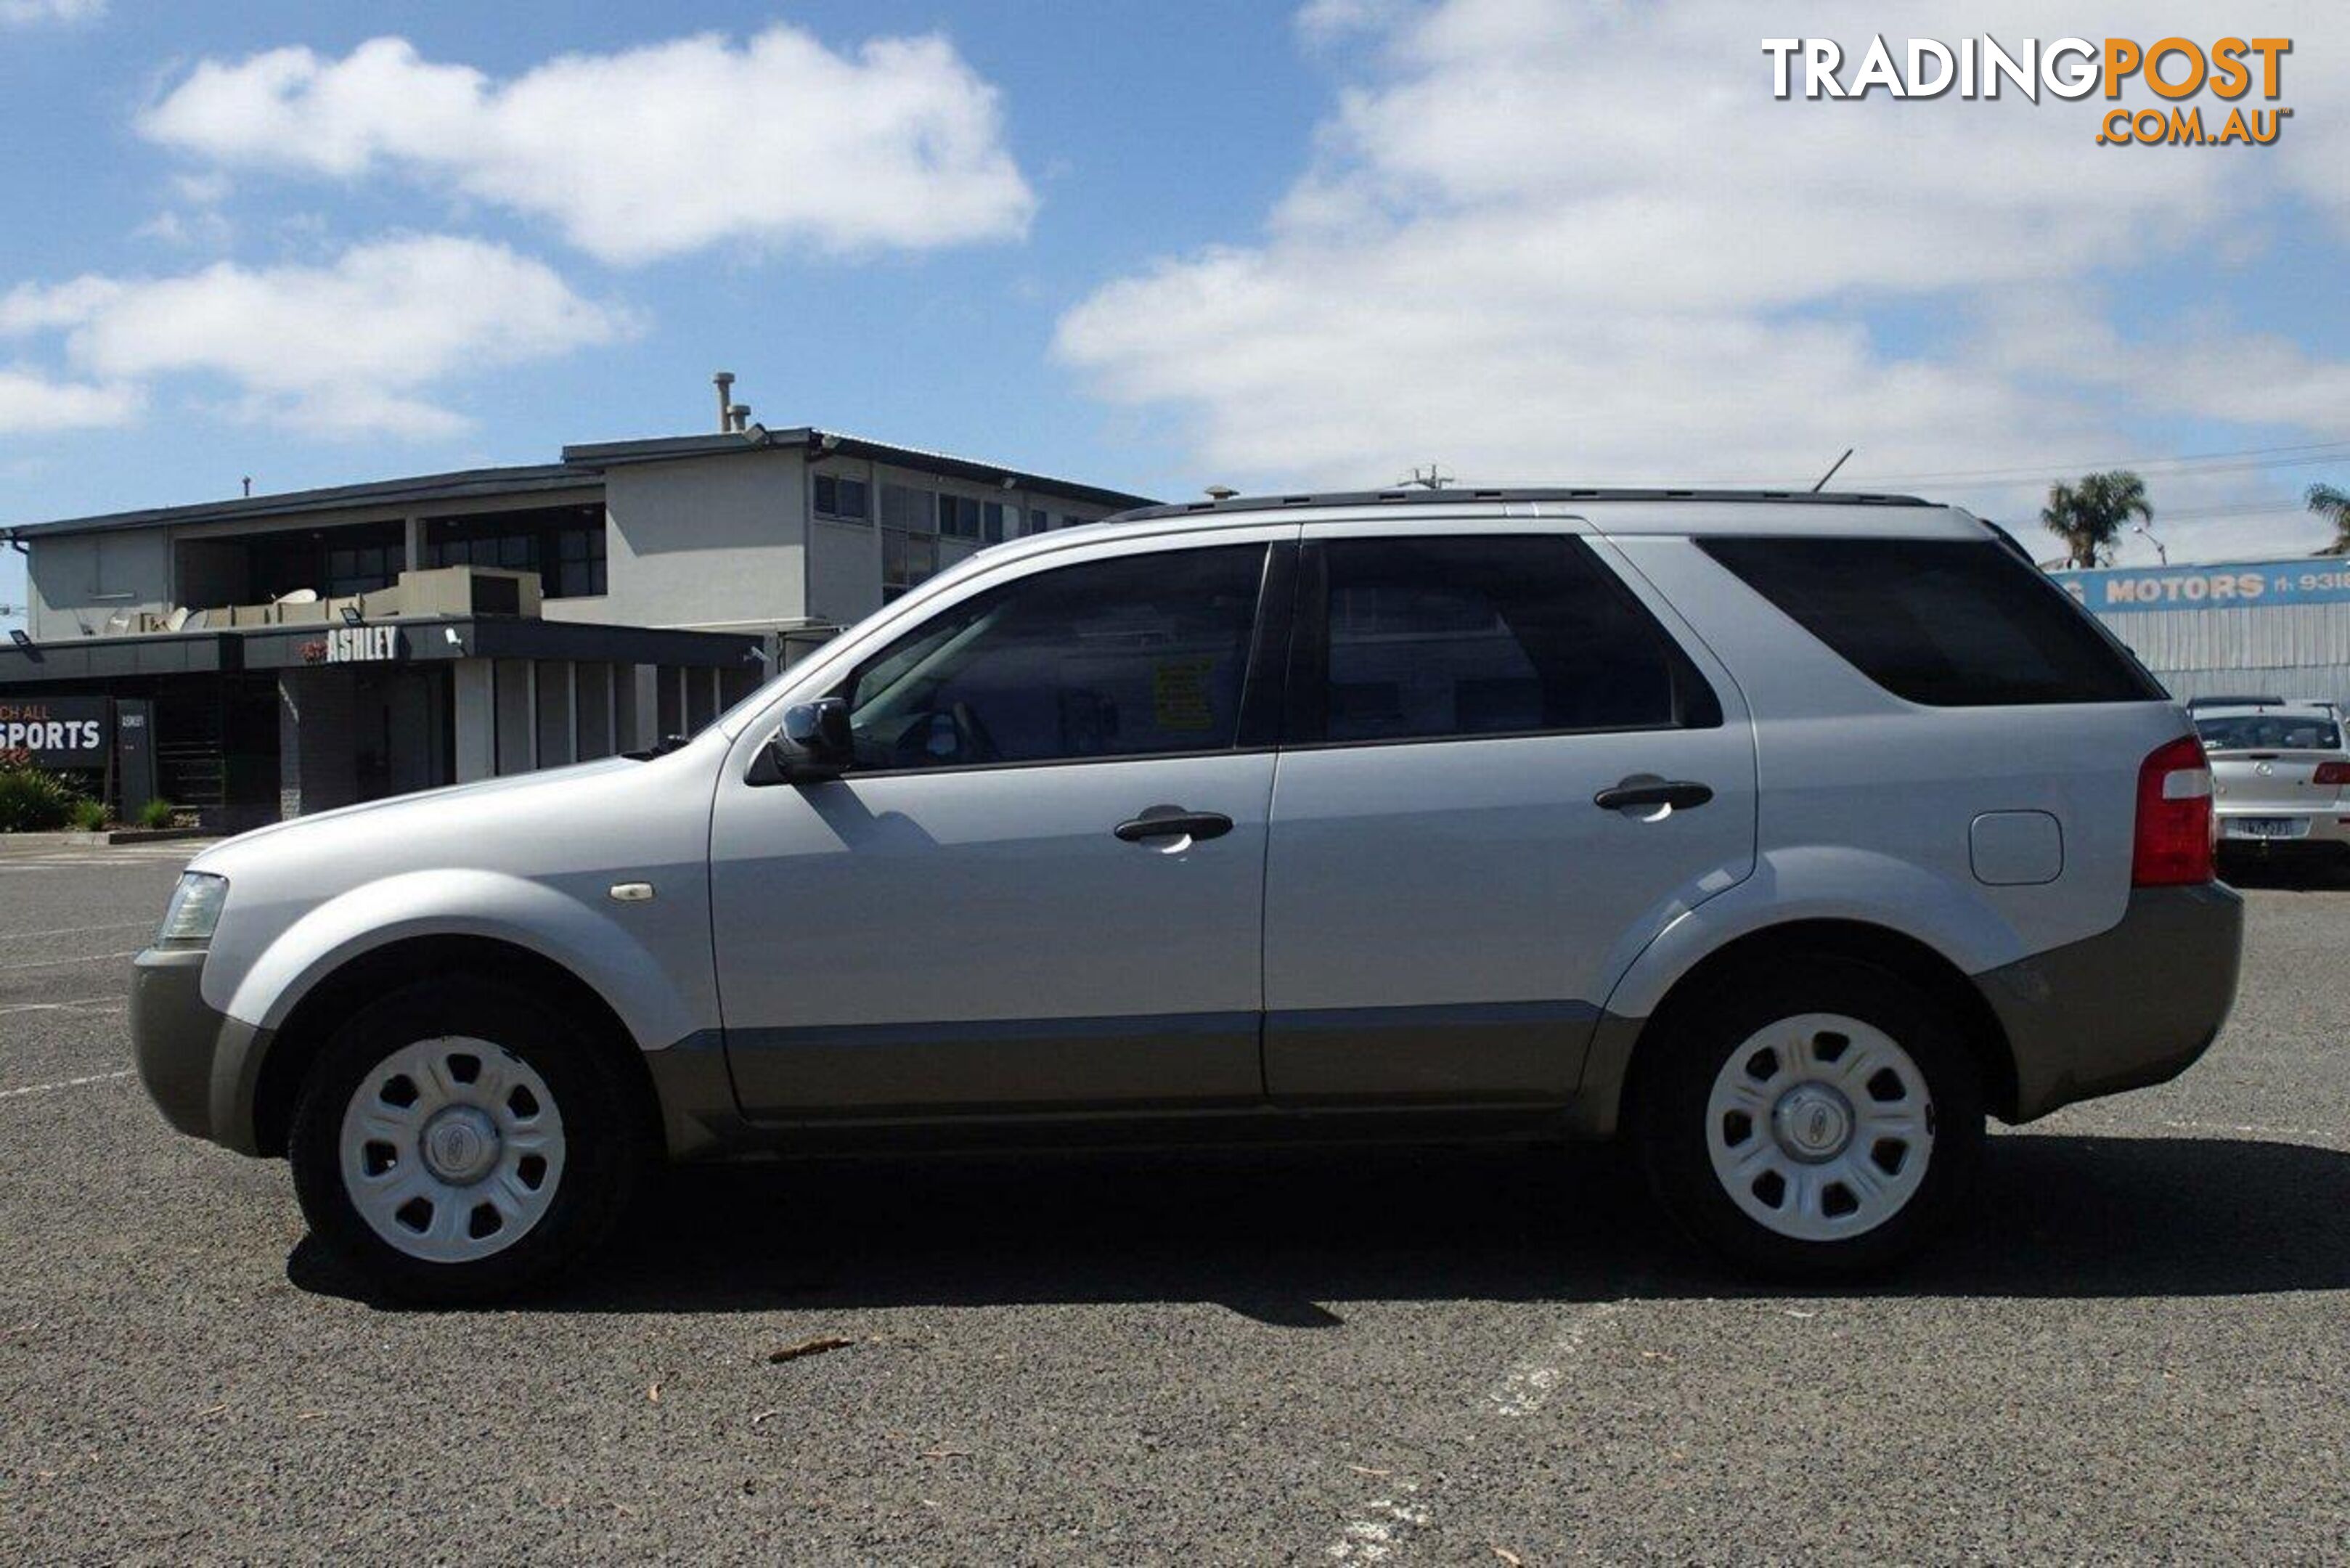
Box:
[0,920,156,942]
[0,1069,134,1101]
[0,949,139,973]
[0,999,125,1017]
[1327,1479,1432,1562]
[1485,1299,1628,1417]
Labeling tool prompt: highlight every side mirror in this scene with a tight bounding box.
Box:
[762,698,853,783]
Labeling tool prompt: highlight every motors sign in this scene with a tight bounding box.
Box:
[0,695,111,768]
[2055,557,2350,613]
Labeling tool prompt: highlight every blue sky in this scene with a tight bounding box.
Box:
[3,1,2346,625]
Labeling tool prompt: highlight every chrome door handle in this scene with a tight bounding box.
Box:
[1114,807,1234,843]
[1594,777,1714,812]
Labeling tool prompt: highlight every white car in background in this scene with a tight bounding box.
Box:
[2193,698,2350,871]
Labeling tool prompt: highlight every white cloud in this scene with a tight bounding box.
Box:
[0,365,139,433]
[1058,0,2349,559]
[132,208,233,249]
[1,236,635,438]
[0,0,104,28]
[136,27,1037,266]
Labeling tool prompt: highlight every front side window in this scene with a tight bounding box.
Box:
[1293,535,1710,744]
[843,545,1266,770]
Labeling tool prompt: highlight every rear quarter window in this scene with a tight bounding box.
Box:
[1699,536,2166,707]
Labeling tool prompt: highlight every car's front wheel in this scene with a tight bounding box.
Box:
[288,978,647,1304]
[1636,957,1985,1277]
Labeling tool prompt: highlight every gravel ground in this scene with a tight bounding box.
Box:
[1,839,2345,1564]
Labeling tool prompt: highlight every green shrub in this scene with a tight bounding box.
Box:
[135,797,177,830]
[68,798,107,832]
[0,764,81,833]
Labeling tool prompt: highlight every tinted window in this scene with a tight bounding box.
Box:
[1701,537,2165,707]
[2197,714,2342,752]
[1297,536,1710,744]
[844,546,1265,769]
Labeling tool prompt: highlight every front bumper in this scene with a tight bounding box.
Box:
[1977,883,2245,1122]
[130,947,267,1153]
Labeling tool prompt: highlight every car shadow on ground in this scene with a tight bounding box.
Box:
[288,1132,2350,1318]
[2219,860,2350,893]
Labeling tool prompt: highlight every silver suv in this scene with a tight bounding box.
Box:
[131,490,2245,1301]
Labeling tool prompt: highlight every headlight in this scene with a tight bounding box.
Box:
[155,873,229,950]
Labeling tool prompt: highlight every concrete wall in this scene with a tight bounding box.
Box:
[590,449,806,632]
[28,530,172,640]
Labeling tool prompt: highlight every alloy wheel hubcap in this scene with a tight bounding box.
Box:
[338,1037,565,1265]
[1705,1012,1934,1242]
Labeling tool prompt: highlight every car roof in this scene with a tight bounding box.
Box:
[1074,488,1989,539]
[917,487,1989,612]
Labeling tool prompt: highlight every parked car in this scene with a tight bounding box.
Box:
[2192,698,2350,868]
[131,489,2244,1301]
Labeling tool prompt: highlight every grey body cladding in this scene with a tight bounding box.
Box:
[698,999,1602,1139]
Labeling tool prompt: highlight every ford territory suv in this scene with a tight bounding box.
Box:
[130,490,2245,1301]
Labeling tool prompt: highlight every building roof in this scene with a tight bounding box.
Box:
[2,425,1158,542]
[1,462,590,540]
[560,427,1156,511]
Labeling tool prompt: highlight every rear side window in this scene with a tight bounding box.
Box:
[1290,534,1721,745]
[1700,537,2165,706]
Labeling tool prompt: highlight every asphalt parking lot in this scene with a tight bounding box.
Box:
[1,841,2346,1564]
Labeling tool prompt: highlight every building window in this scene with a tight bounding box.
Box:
[1062,513,1086,530]
[982,501,1011,543]
[423,504,607,599]
[813,473,870,522]
[877,483,942,597]
[938,493,984,540]
[324,542,400,598]
[1027,508,1050,534]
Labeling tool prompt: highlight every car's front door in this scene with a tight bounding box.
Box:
[710,533,1292,1119]
[1261,524,1758,1105]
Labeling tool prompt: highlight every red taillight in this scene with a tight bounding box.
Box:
[2134,735,2214,886]
[2315,761,2350,786]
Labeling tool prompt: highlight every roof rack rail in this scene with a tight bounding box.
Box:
[1106,486,1931,523]
[2186,694,2288,709]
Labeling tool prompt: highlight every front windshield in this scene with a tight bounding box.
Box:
[2196,714,2342,753]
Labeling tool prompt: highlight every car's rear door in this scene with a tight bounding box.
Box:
[1259,520,1757,1105]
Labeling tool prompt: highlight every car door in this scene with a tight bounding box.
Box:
[709,531,1294,1119]
[1261,522,1757,1104]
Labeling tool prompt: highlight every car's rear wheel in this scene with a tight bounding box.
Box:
[1637,957,1984,1277]
[288,978,646,1304]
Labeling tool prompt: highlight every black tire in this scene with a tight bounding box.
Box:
[288,976,650,1306]
[1634,955,1985,1279]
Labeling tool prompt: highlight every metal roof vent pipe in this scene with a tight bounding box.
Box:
[713,371,735,433]
[729,404,752,433]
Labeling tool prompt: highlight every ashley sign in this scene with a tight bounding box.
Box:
[318,626,401,663]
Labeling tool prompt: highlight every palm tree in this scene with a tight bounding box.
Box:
[2309,483,2350,554]
[2041,470,2152,568]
